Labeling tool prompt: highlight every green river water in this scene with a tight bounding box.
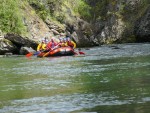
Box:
[0,43,150,113]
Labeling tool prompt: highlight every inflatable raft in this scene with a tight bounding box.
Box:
[37,47,75,57]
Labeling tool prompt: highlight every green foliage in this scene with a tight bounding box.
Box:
[55,13,65,23]
[46,0,64,22]
[27,0,92,22]
[28,0,50,20]
[0,0,26,34]
[87,0,109,21]
[73,0,91,20]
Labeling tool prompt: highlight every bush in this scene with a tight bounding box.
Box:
[73,0,91,20]
[28,0,50,20]
[0,0,25,34]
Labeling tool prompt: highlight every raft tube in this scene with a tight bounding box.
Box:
[37,47,75,57]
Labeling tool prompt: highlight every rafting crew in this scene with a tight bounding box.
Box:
[37,36,76,50]
[56,34,76,49]
[57,34,67,47]
[36,34,77,57]
[26,34,86,58]
[57,38,65,47]
[37,38,47,52]
[66,37,76,49]
[46,38,57,51]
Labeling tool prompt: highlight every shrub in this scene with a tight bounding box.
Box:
[73,0,91,20]
[28,0,50,20]
[0,0,26,34]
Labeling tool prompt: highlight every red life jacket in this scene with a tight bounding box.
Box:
[67,41,74,48]
[46,42,57,50]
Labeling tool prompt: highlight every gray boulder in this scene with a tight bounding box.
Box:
[0,39,18,55]
[4,33,38,50]
[65,17,98,47]
[20,46,36,55]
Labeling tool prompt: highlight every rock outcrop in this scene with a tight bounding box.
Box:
[88,0,150,44]
[134,6,150,42]
[0,33,38,55]
[19,47,36,55]
[0,38,18,55]
[5,33,38,49]
[0,0,150,55]
[65,17,99,47]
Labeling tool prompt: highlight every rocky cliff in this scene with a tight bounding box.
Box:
[24,0,150,45]
[134,5,150,42]
[0,0,150,55]
[88,0,150,44]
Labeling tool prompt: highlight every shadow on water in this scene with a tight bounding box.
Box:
[0,43,150,112]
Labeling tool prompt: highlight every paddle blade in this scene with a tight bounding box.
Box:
[26,52,33,57]
[79,51,85,55]
[33,51,41,56]
[73,51,78,55]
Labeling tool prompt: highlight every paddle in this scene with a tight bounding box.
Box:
[73,50,85,55]
[25,52,33,57]
[73,51,78,55]
[78,51,85,55]
[78,48,85,55]
[25,51,41,58]
[33,51,41,56]
[43,51,50,57]
[72,48,85,55]
[42,45,61,57]
[43,45,59,57]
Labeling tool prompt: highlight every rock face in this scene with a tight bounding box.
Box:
[22,4,52,40]
[20,47,36,55]
[25,0,149,45]
[1,0,150,55]
[4,33,38,50]
[0,33,38,55]
[134,6,150,42]
[88,0,150,44]
[65,17,99,47]
[95,15,126,44]
[0,39,18,55]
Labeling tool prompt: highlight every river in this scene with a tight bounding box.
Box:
[0,43,150,113]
